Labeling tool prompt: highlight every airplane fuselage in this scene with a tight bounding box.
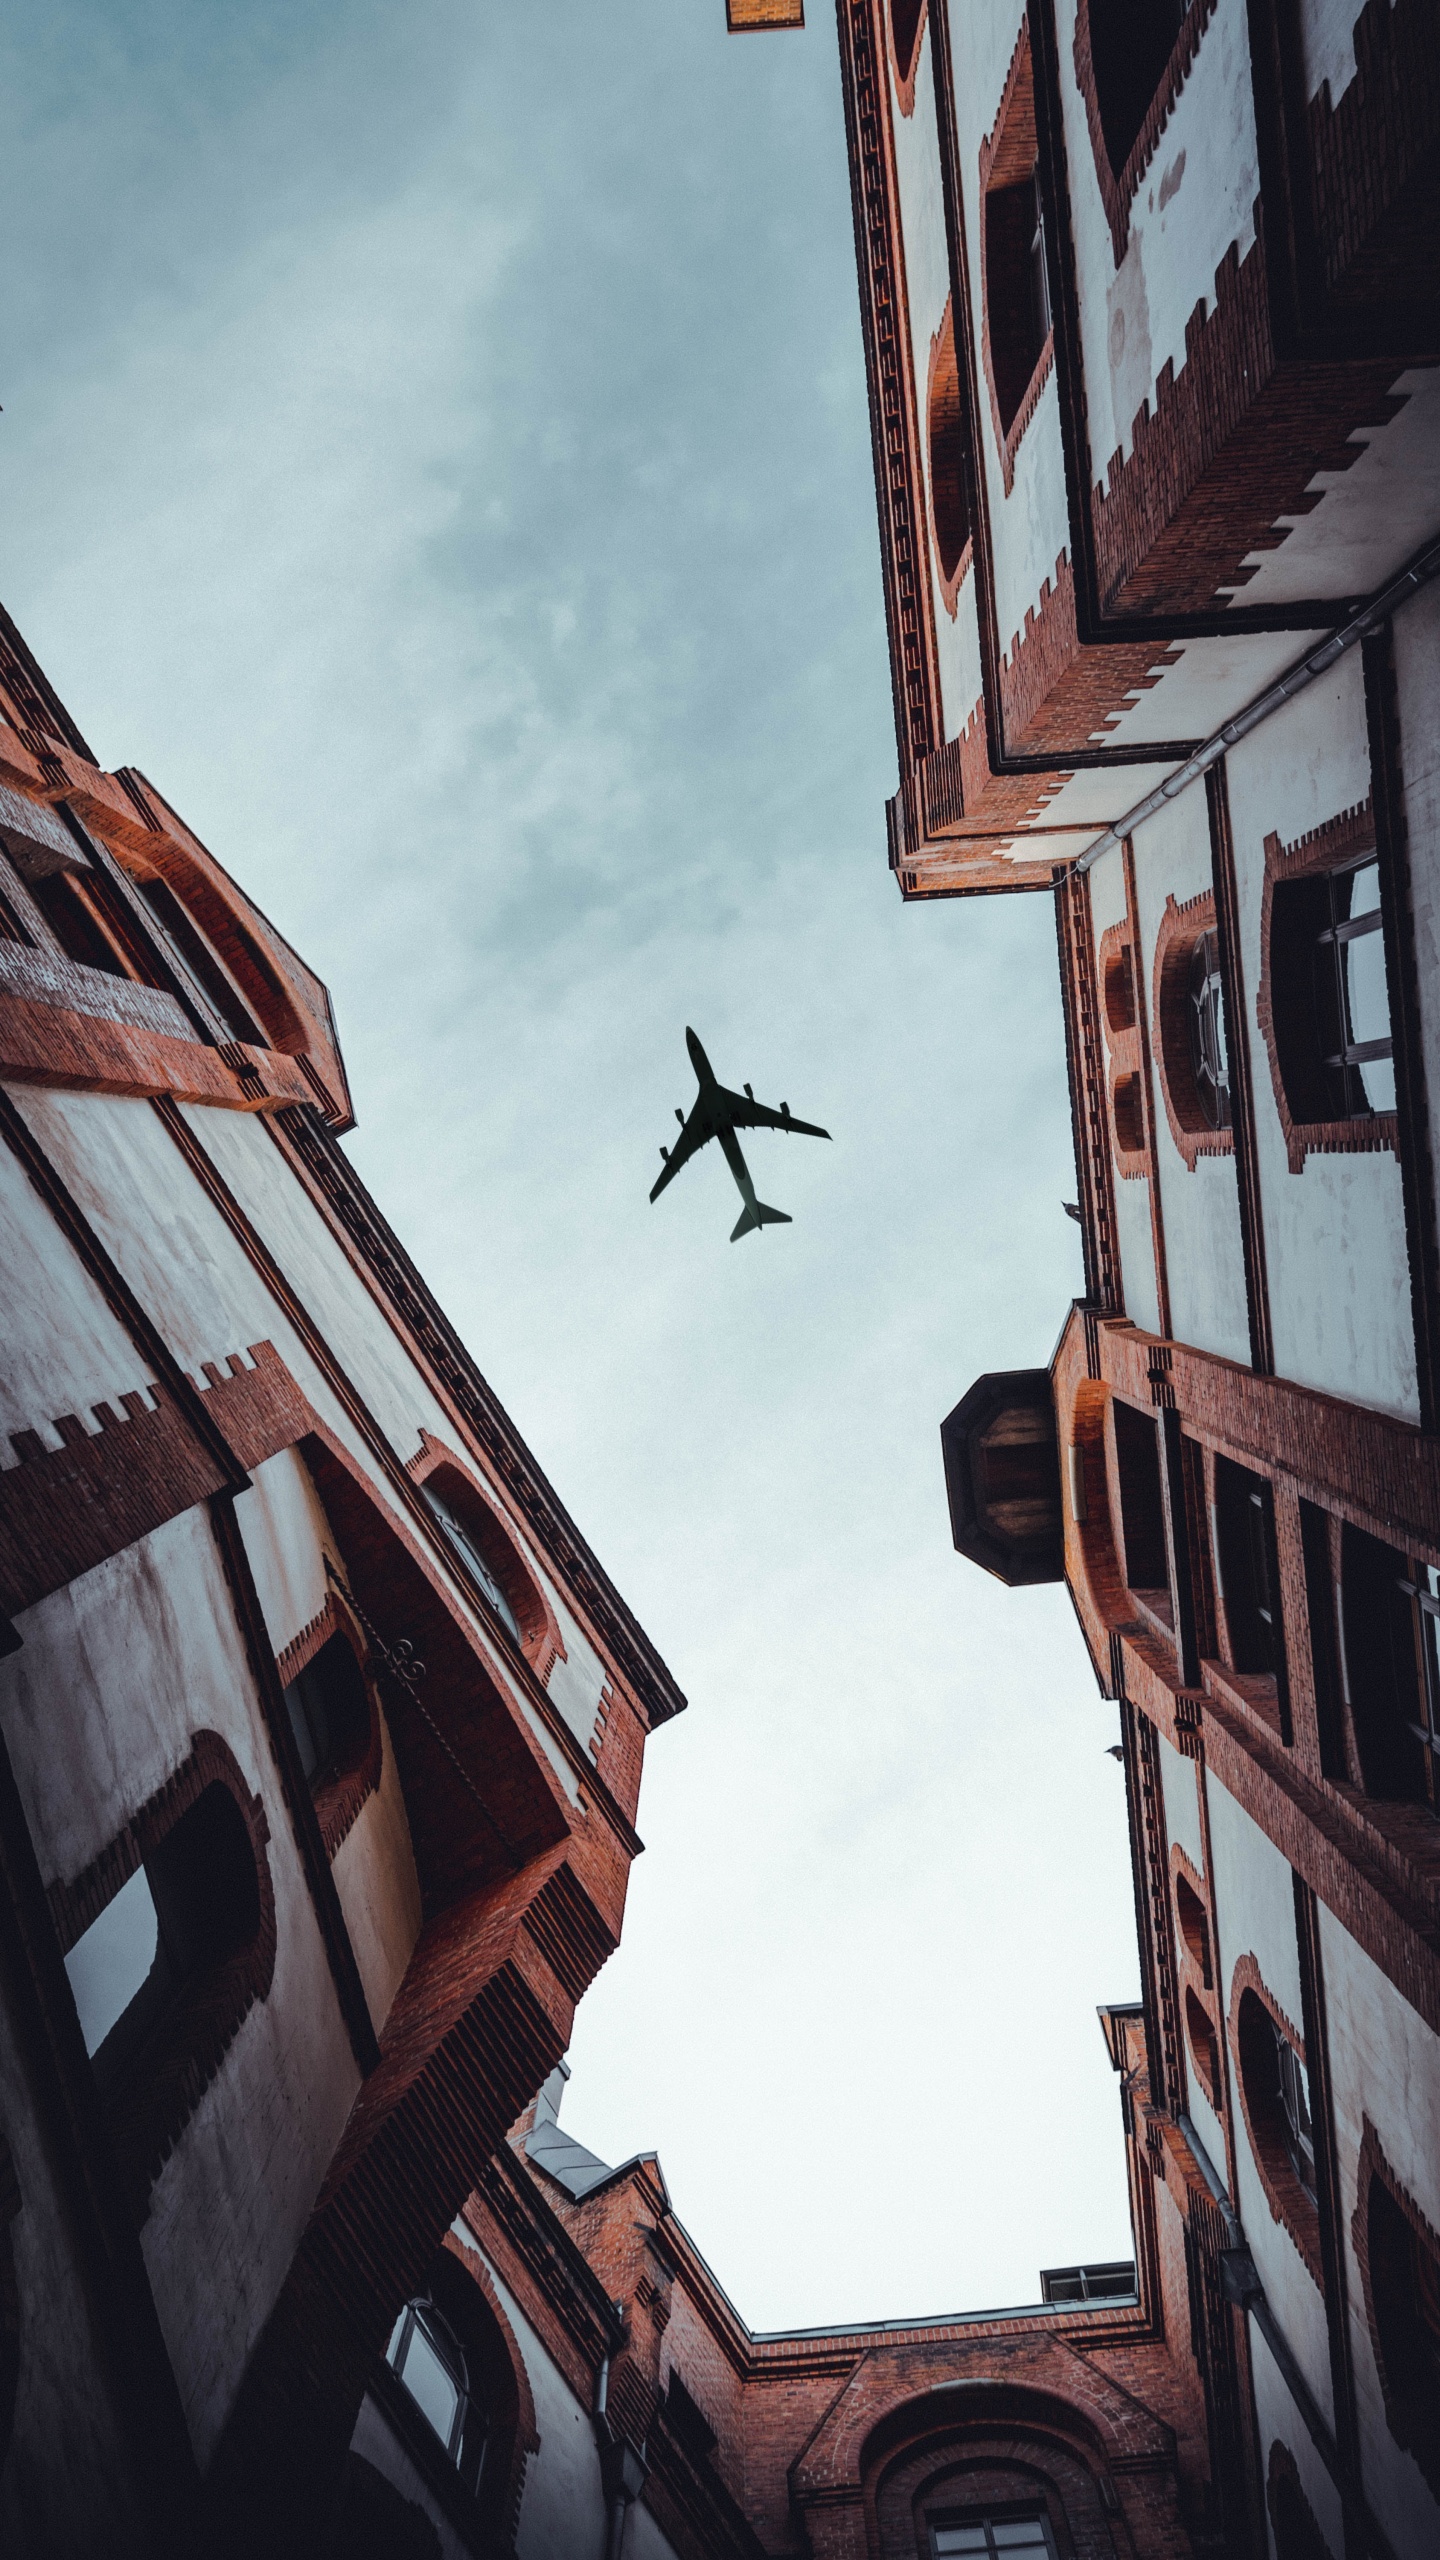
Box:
[685,1031,763,1223]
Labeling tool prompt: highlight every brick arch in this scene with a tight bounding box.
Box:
[275,1586,386,1862]
[408,1431,566,1684]
[1065,1378,1130,1636]
[130,840,310,1055]
[441,2226,540,2549]
[873,2431,1114,2560]
[1228,1953,1322,2286]
[1152,889,1234,1171]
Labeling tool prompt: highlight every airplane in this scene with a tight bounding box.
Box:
[649,1027,830,1242]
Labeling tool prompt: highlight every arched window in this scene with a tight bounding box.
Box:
[1153,895,1235,1166]
[282,1631,373,1795]
[890,0,926,88]
[1234,1980,1320,2277]
[928,302,971,612]
[387,2294,490,2492]
[980,30,1052,473]
[1270,858,1395,1124]
[1185,1986,1222,2112]
[1365,2168,1440,2491]
[137,874,267,1046]
[1267,2444,1334,2560]
[1186,930,1230,1129]
[57,1740,275,2208]
[1086,0,1186,179]
[421,1481,523,1649]
[1214,1459,1284,1683]
[1174,1870,1212,1988]
[1340,1525,1437,1808]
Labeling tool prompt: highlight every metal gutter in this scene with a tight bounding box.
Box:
[1073,533,1440,874]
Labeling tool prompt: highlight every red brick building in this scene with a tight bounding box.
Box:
[1,0,1436,2552]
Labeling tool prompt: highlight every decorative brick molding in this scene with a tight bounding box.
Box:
[1071,0,1220,267]
[408,1432,565,1684]
[1351,2112,1440,2501]
[49,1729,276,2217]
[998,552,1182,757]
[1090,228,1409,615]
[837,0,942,771]
[1254,798,1398,1175]
[978,22,1055,494]
[886,0,928,116]
[1228,1954,1323,2286]
[1169,1842,1213,1990]
[275,1593,385,1862]
[1152,889,1234,1170]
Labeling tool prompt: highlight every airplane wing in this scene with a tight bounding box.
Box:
[649,1100,713,1203]
[719,1087,830,1141]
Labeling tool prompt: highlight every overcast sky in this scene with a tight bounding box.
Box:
[2,0,1139,2329]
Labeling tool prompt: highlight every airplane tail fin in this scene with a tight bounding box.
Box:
[730,1200,791,1243]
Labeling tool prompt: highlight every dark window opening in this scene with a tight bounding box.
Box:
[1299,1501,1348,1781]
[1113,1068,1146,1155]
[1174,1870,1212,1987]
[1238,1988,1316,2206]
[1269,2460,1334,2560]
[64,1781,262,2095]
[890,0,925,81]
[985,171,1051,436]
[928,304,971,592]
[1104,943,1136,1034]
[665,2371,719,2461]
[1185,1985,1222,2111]
[1368,2174,1440,2473]
[1113,1401,1169,1603]
[1272,857,1394,1125]
[282,1632,372,1796]
[1340,1523,1432,1805]
[1039,2259,1136,2303]
[138,875,267,1046]
[423,1484,523,1647]
[28,868,132,978]
[1088,0,1186,177]
[932,2508,1056,2557]
[1215,1459,1287,1704]
[0,867,33,944]
[387,2294,490,2495]
[1187,927,1231,1130]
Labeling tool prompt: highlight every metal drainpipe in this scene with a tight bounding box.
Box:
[1072,531,1440,874]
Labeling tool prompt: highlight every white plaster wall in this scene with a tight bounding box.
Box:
[1318,1904,1440,2557]
[1157,1728,1205,1877]
[1297,0,1366,105]
[0,1507,363,2467]
[483,2264,611,2560]
[1088,841,1128,939]
[235,1445,337,1656]
[1204,1777,1333,2422]
[331,1717,423,2038]
[1055,0,1258,481]
[1130,788,1251,1364]
[1249,2326,1345,2560]
[1226,666,1419,1420]
[0,1119,157,1453]
[1395,573,1440,1240]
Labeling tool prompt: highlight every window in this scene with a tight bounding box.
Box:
[1366,2169,1440,2489]
[1214,1460,1286,1708]
[282,1631,372,1796]
[1186,1985,1222,2111]
[1235,1984,1321,2253]
[1300,1500,1348,1782]
[1340,1524,1432,1806]
[1267,850,1396,1145]
[1186,928,1230,1129]
[1086,0,1186,177]
[423,1485,522,1647]
[1038,2259,1136,2303]
[387,2295,490,2494]
[1113,1402,1169,1606]
[1104,943,1136,1034]
[26,866,154,981]
[64,1780,263,2094]
[932,2515,1055,2558]
[985,172,1051,435]
[1112,1068,1146,1157]
[890,0,925,86]
[138,875,266,1046]
[928,302,971,610]
[1174,1870,1212,1988]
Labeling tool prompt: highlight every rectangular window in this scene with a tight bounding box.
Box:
[1214,1458,1290,1734]
[1039,2259,1137,2303]
[1300,1500,1347,1779]
[932,2516,1055,2558]
[1314,858,1395,1116]
[1113,1402,1170,1612]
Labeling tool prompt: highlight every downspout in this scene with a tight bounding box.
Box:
[593,2305,646,2560]
[1073,532,1440,873]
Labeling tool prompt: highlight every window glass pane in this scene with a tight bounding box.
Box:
[426,1490,522,1644]
[396,2319,461,2451]
[991,2525,1049,2550]
[1359,1050,1396,1114]
[1348,860,1381,920]
[64,1865,160,2056]
[933,2532,988,2554]
[1344,927,1391,1055]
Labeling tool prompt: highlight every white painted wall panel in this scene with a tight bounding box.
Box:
[1318,1903,1440,2557]
[1249,2325,1345,2560]
[330,1721,422,2039]
[1157,1728,1204,1877]
[0,1113,157,1455]
[1226,665,1418,1419]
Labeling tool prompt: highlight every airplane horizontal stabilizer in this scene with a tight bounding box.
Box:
[730,1200,792,1243]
